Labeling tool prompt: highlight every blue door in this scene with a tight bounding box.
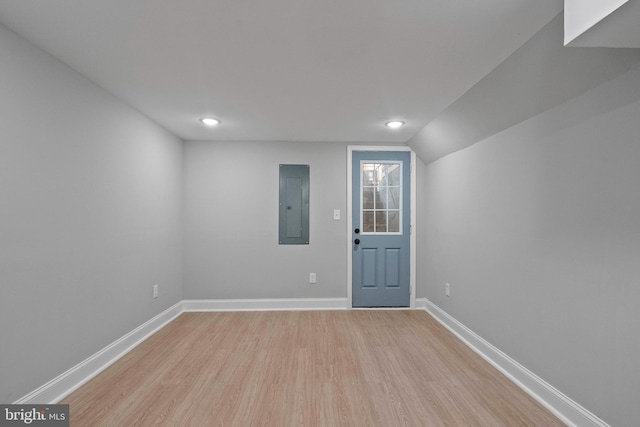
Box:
[352,151,410,307]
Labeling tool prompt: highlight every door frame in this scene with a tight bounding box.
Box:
[347,145,416,309]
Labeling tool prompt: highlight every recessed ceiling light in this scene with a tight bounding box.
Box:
[200,117,221,126]
[385,121,405,129]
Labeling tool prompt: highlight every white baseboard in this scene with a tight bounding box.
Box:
[14,298,346,404]
[15,302,184,405]
[18,296,603,427]
[415,297,428,310]
[416,298,609,427]
[182,297,348,312]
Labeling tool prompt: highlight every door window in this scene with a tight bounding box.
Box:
[360,161,402,234]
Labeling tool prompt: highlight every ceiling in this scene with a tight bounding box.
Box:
[0,0,563,143]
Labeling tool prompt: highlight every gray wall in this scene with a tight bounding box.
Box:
[420,61,640,426]
[0,24,183,402]
[184,140,358,300]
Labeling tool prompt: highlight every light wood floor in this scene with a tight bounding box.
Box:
[63,311,564,426]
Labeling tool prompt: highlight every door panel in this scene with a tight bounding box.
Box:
[385,249,400,288]
[352,151,410,307]
[362,248,377,287]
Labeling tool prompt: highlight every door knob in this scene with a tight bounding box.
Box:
[354,239,360,245]
[354,228,360,234]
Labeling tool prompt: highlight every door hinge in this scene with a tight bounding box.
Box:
[410,224,412,234]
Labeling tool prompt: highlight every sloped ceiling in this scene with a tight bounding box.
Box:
[566,0,640,48]
[409,14,640,164]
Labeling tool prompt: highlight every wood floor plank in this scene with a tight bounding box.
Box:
[63,310,565,426]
